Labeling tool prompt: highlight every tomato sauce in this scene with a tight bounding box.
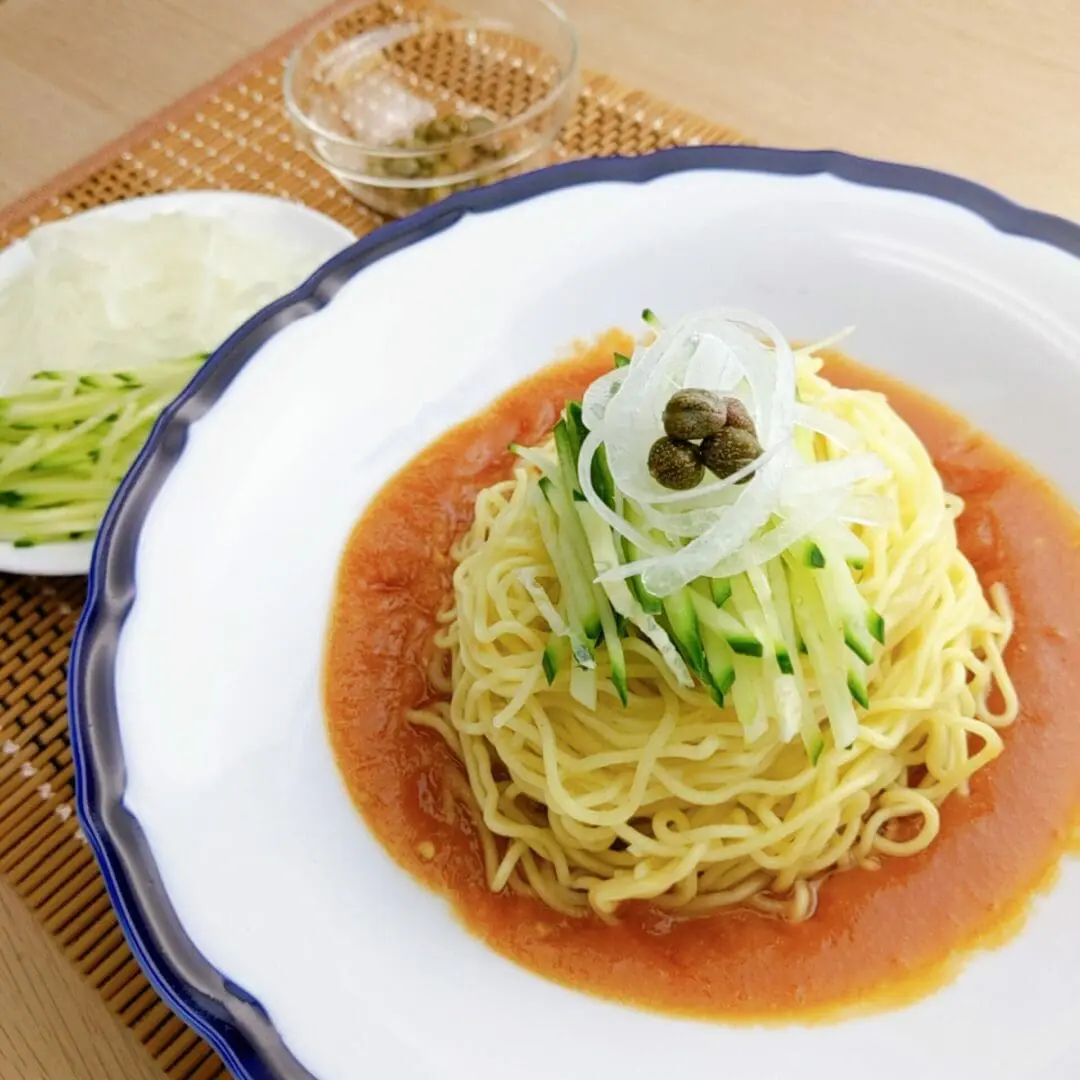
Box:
[324,333,1080,1021]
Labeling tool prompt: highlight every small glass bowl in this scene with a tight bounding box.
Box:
[284,0,579,218]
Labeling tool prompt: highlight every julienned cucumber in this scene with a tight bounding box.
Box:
[784,554,860,749]
[621,501,664,615]
[815,534,885,662]
[534,479,595,673]
[788,537,826,568]
[550,424,605,642]
[690,589,762,657]
[0,355,206,546]
[661,587,706,676]
[524,390,884,750]
[545,420,628,705]
[542,635,569,684]
[710,577,733,607]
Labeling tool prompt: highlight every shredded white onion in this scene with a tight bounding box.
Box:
[0,211,343,393]
[581,310,887,597]
[517,569,569,636]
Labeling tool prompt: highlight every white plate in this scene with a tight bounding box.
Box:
[71,149,1080,1080]
[0,190,355,576]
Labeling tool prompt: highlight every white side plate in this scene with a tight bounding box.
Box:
[0,190,355,576]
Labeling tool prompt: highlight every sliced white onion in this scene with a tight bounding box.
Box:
[575,309,881,599]
[581,367,624,430]
[630,614,695,688]
[517,569,568,636]
[704,490,848,578]
[794,402,862,451]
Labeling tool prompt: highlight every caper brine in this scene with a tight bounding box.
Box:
[370,113,509,212]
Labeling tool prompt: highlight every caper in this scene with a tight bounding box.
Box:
[648,437,704,491]
[425,117,453,142]
[383,156,421,179]
[662,388,728,441]
[721,396,757,435]
[700,427,763,482]
[445,143,474,171]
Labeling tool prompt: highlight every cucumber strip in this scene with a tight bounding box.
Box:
[570,665,598,710]
[0,477,116,508]
[589,439,617,511]
[786,558,859,749]
[730,653,767,741]
[641,307,660,327]
[613,351,631,368]
[621,500,664,614]
[699,622,735,705]
[816,520,870,570]
[594,584,629,705]
[765,557,819,756]
[548,430,605,642]
[788,537,826,568]
[564,405,588,475]
[0,509,104,541]
[573,503,629,701]
[814,535,882,663]
[736,568,790,672]
[0,409,114,480]
[847,664,870,710]
[542,635,569,684]
[574,501,693,689]
[532,483,595,669]
[690,589,762,657]
[576,502,637,615]
[0,389,125,427]
[661,587,707,676]
[709,577,733,608]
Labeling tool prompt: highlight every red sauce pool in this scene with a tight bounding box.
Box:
[324,333,1080,1020]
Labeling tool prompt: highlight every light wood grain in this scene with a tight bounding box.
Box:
[1,0,1079,217]
[0,1,1077,1078]
[0,878,163,1080]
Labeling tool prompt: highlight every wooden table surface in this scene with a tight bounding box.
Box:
[0,0,1077,1077]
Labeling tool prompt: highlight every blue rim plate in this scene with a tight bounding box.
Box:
[69,146,1080,1080]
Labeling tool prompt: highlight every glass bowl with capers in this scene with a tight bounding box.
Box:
[648,388,765,491]
[284,0,579,218]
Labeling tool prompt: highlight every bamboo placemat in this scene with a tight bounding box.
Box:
[0,2,747,1076]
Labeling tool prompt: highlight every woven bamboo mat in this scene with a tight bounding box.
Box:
[0,2,747,1077]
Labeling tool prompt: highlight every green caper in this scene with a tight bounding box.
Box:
[721,396,757,435]
[700,427,763,482]
[662,388,728,441]
[383,156,421,179]
[648,437,704,491]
